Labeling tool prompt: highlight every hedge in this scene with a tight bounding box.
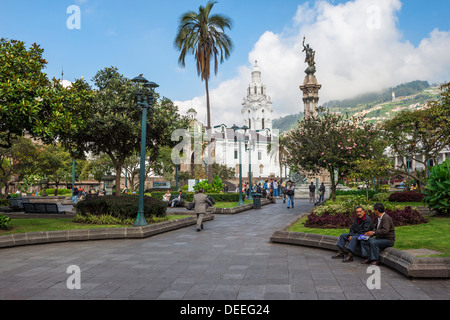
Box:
[389,191,425,203]
[74,195,167,220]
[335,189,378,199]
[150,191,240,203]
[305,206,428,229]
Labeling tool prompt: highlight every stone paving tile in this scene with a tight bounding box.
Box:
[0,199,449,302]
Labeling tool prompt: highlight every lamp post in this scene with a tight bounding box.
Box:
[132,74,159,227]
[232,124,248,206]
[245,130,254,201]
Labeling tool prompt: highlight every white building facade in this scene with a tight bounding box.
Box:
[187,61,282,179]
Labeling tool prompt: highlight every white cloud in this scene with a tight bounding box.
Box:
[175,0,450,126]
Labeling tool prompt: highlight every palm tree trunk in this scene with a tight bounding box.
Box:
[205,78,211,130]
[205,78,214,184]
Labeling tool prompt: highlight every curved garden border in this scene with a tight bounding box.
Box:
[270,210,450,279]
[0,214,214,249]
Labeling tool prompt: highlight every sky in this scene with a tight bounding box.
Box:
[1,0,450,126]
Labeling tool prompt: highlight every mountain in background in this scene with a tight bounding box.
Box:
[273,80,440,132]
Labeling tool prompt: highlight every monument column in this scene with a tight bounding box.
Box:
[300,37,321,118]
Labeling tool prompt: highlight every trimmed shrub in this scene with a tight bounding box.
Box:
[0,214,12,230]
[372,193,391,202]
[423,159,450,216]
[389,191,425,202]
[335,189,378,199]
[305,211,353,229]
[74,195,167,221]
[151,191,240,203]
[305,206,428,229]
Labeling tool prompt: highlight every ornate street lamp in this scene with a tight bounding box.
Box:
[132,74,159,227]
[232,124,249,206]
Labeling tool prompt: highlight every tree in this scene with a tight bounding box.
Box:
[349,157,393,200]
[0,38,92,148]
[383,82,450,191]
[37,143,75,190]
[66,67,189,195]
[0,137,40,194]
[285,107,386,201]
[174,0,233,183]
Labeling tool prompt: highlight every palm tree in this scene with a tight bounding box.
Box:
[174,1,233,183]
[174,0,233,130]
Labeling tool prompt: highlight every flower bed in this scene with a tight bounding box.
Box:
[305,206,428,229]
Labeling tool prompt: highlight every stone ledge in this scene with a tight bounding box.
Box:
[209,199,272,215]
[0,214,214,249]
[270,230,449,279]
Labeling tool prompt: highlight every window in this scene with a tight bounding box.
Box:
[262,118,265,129]
[258,151,262,160]
[234,150,238,159]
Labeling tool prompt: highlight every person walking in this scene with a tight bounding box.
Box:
[309,182,316,204]
[286,181,295,209]
[72,186,78,204]
[193,188,212,232]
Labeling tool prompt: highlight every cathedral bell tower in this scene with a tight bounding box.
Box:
[241,61,273,131]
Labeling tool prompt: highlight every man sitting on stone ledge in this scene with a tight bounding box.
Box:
[361,202,396,266]
[332,206,374,263]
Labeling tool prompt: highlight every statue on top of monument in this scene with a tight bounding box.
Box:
[302,36,316,75]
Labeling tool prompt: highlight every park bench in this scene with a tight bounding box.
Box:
[22,203,65,215]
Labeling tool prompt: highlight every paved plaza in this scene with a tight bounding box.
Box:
[0,199,448,301]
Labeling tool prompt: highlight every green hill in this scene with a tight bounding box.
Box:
[272,80,440,131]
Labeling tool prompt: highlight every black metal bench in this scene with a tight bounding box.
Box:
[23,203,65,215]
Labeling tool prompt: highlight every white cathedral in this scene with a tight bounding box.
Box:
[186,61,282,180]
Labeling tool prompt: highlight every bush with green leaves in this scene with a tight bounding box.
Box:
[372,192,391,202]
[423,159,450,216]
[39,188,72,196]
[0,214,12,230]
[74,195,167,222]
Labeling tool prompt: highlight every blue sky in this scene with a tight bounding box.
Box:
[1,0,450,124]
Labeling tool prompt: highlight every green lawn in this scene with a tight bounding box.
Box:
[288,216,450,257]
[214,200,253,208]
[0,215,189,236]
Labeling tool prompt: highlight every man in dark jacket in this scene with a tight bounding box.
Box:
[361,203,395,266]
[332,206,374,262]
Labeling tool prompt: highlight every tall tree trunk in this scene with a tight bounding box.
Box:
[205,78,213,184]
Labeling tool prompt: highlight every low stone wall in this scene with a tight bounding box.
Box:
[0,214,214,249]
[208,199,272,215]
[270,214,450,279]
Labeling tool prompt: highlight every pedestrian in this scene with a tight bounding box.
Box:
[193,188,212,232]
[273,180,278,197]
[361,203,396,266]
[286,181,295,209]
[309,182,316,204]
[332,206,373,262]
[319,182,326,202]
[72,186,78,204]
